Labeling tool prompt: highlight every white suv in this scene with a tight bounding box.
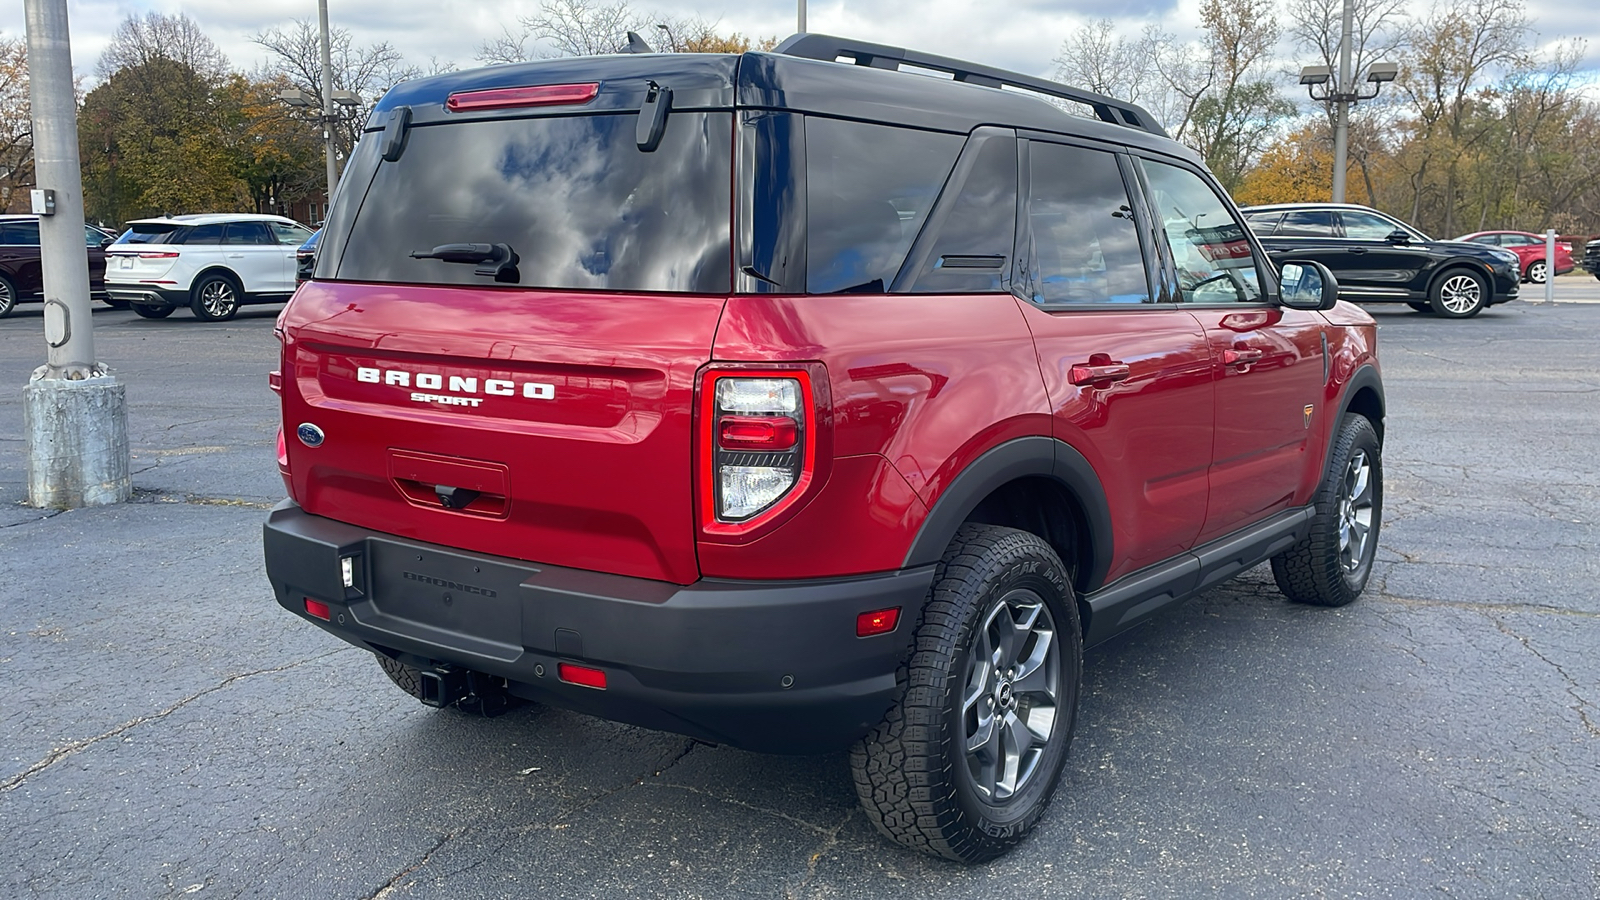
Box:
[105,214,316,321]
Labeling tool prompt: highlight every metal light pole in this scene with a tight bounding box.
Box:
[1299,14,1399,206]
[22,0,131,508]
[1331,0,1354,203]
[318,0,338,201]
[798,0,806,33]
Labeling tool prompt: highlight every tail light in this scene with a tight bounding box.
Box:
[700,370,817,528]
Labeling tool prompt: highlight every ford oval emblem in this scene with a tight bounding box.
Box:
[296,423,325,447]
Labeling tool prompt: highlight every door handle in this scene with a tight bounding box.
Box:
[1349,248,1367,254]
[1069,361,1131,386]
[1222,348,1264,366]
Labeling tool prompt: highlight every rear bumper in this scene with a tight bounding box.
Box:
[262,500,933,753]
[105,285,186,306]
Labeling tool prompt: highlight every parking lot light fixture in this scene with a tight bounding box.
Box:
[1298,0,1400,202]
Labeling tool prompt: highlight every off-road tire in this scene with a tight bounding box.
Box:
[0,275,16,318]
[132,303,176,319]
[850,523,1082,863]
[190,272,241,322]
[1272,414,1382,606]
[376,652,429,700]
[1428,267,1489,318]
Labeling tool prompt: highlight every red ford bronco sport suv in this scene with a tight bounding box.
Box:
[264,34,1384,862]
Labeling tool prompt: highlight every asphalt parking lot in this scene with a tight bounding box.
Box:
[3,277,1598,898]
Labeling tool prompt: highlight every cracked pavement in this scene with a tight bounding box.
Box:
[3,289,1599,898]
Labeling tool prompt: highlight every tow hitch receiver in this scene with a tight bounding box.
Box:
[417,665,516,717]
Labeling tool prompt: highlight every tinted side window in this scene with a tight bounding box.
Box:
[271,222,313,246]
[806,118,961,294]
[181,224,226,244]
[1140,159,1263,304]
[1025,142,1151,304]
[1,220,41,244]
[1243,212,1283,235]
[1276,210,1336,237]
[224,222,273,245]
[908,132,1017,294]
[1339,211,1400,241]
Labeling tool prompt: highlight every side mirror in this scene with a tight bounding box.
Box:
[1277,260,1339,311]
[100,237,115,248]
[1385,229,1411,244]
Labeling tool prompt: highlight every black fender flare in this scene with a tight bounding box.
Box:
[1327,364,1385,462]
[902,436,1114,592]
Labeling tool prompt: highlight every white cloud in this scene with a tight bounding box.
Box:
[1,0,1594,94]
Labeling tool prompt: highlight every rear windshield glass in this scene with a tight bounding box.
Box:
[332,112,732,293]
[116,224,180,245]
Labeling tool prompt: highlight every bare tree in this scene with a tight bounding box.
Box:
[1054,20,1161,105]
[0,36,31,212]
[479,0,644,62]
[254,21,421,160]
[1286,0,1410,205]
[1395,0,1530,233]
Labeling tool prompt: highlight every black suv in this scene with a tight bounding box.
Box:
[1584,237,1600,280]
[0,215,116,317]
[1243,202,1520,318]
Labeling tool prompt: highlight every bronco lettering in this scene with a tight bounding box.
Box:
[401,571,498,597]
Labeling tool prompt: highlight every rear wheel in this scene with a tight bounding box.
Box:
[132,303,175,319]
[1272,414,1382,607]
[190,273,241,321]
[1526,260,1547,284]
[0,275,15,318]
[851,524,1081,863]
[1429,268,1489,318]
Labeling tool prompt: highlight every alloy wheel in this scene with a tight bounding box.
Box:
[1338,449,1375,574]
[1438,274,1482,314]
[199,280,237,318]
[961,588,1060,802]
[1528,260,1547,284]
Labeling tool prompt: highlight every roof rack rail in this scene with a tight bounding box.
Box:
[772,33,1168,139]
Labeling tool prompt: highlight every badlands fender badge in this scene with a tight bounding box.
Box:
[296,423,326,447]
[1303,405,1314,429]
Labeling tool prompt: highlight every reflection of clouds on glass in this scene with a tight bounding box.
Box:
[339,113,731,293]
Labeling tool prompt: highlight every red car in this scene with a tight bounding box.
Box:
[1455,230,1574,283]
[263,37,1385,862]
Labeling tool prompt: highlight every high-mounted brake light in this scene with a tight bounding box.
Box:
[446,82,600,112]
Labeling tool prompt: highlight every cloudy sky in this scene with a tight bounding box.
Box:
[4,0,1596,91]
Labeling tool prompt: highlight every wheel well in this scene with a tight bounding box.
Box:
[962,476,1092,623]
[191,267,241,293]
[1345,385,1384,443]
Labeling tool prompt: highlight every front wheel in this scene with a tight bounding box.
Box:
[1525,260,1548,284]
[1429,268,1489,318]
[851,524,1081,863]
[190,273,241,321]
[1272,414,1382,606]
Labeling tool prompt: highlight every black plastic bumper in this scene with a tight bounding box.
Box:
[262,501,933,754]
[105,286,187,306]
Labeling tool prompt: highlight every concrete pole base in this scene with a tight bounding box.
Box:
[23,371,132,509]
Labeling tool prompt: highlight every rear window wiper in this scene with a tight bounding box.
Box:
[409,242,520,283]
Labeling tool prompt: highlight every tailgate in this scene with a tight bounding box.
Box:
[279,281,725,584]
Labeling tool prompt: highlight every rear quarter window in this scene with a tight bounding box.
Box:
[804,118,962,294]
